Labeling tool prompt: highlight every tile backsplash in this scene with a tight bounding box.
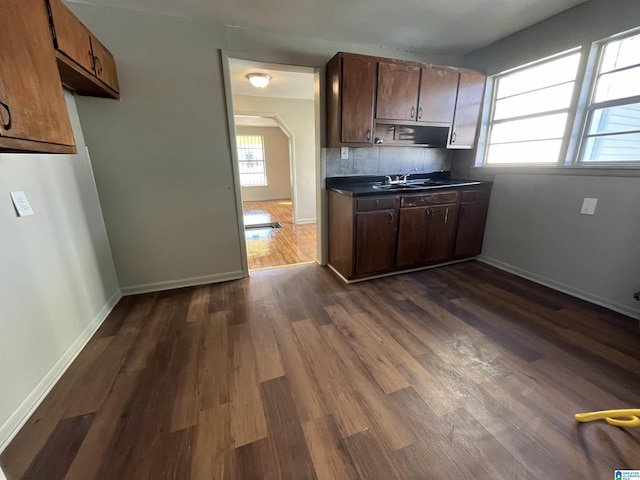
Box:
[325,147,452,177]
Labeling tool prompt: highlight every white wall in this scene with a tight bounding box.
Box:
[65,3,461,292]
[238,126,292,202]
[462,0,640,319]
[0,92,120,450]
[234,96,315,222]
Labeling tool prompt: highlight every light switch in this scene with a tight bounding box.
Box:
[10,191,35,217]
[340,147,349,160]
[580,197,598,215]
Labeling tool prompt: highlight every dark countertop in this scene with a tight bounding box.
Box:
[326,172,491,197]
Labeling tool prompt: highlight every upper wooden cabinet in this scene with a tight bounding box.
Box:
[376,62,421,122]
[327,53,376,146]
[47,0,120,98]
[376,64,458,126]
[419,68,459,125]
[326,52,485,149]
[0,0,76,154]
[448,73,485,149]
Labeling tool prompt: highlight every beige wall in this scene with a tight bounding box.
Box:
[238,126,291,201]
[234,96,315,222]
[0,92,120,449]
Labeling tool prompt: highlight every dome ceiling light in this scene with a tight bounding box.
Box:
[247,73,271,88]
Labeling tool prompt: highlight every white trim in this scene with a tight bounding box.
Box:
[477,256,640,320]
[0,466,6,480]
[0,290,122,454]
[120,271,244,295]
[294,217,316,225]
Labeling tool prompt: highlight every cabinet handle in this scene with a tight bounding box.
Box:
[94,55,103,75]
[410,106,415,119]
[418,107,423,119]
[0,99,12,131]
[366,129,371,141]
[460,205,466,215]
[425,208,434,220]
[389,211,394,223]
[444,207,449,224]
[451,130,457,143]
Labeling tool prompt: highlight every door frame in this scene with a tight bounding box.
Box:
[220,51,324,277]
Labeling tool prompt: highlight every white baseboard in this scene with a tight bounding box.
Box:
[0,466,7,480]
[294,217,316,225]
[477,256,640,320]
[0,289,122,454]
[120,270,245,295]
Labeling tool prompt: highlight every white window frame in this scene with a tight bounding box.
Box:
[236,134,268,187]
[476,27,640,172]
[575,30,640,166]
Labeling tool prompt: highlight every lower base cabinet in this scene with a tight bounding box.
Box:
[328,185,490,281]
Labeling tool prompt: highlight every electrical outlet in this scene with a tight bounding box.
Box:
[10,191,34,217]
[340,147,349,160]
[580,198,598,215]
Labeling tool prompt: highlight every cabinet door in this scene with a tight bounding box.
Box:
[91,35,120,93]
[48,0,94,74]
[376,62,421,121]
[418,68,458,124]
[397,207,428,268]
[454,200,489,258]
[355,210,397,275]
[425,204,458,263]
[0,0,75,152]
[449,73,485,148]
[341,55,376,143]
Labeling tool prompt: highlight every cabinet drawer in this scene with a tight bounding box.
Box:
[401,191,459,207]
[357,196,398,212]
[461,189,490,202]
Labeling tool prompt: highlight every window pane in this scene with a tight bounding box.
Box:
[600,33,640,73]
[496,53,580,99]
[587,102,640,134]
[237,135,267,186]
[490,114,568,144]
[494,83,575,120]
[486,139,561,164]
[582,133,640,162]
[594,66,640,103]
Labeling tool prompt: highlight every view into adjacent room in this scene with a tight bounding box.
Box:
[228,60,317,271]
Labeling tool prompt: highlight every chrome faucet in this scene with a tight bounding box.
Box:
[385,168,417,185]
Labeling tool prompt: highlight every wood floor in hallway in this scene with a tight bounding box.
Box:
[243,199,316,270]
[2,261,639,479]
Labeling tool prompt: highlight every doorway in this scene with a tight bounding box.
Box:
[227,59,317,271]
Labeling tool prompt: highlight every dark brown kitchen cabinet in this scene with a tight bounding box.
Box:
[376,62,421,122]
[48,0,120,99]
[377,64,459,126]
[449,73,485,149]
[397,192,459,267]
[0,0,76,154]
[419,68,459,124]
[355,208,398,276]
[328,192,399,279]
[326,53,376,146]
[454,189,491,257]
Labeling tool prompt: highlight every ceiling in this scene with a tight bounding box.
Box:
[229,61,315,100]
[68,0,588,56]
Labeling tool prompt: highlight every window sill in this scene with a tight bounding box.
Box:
[470,165,640,178]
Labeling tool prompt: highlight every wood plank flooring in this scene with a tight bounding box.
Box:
[243,200,316,270]
[2,261,640,479]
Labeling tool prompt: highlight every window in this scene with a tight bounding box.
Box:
[236,135,267,186]
[484,51,581,165]
[579,32,640,163]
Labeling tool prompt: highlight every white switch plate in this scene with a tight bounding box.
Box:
[340,146,349,160]
[580,197,598,215]
[10,191,35,217]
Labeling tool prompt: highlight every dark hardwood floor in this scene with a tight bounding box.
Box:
[2,261,639,479]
